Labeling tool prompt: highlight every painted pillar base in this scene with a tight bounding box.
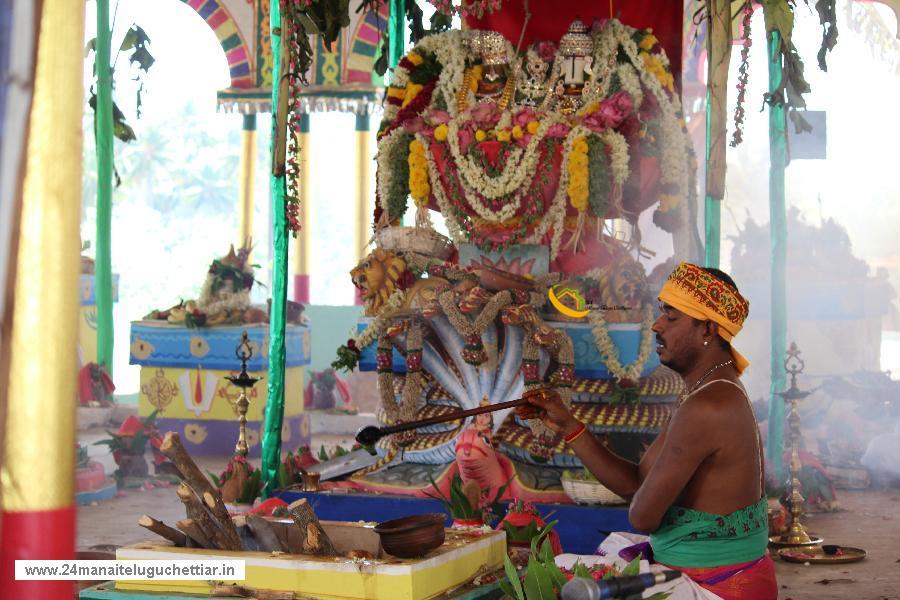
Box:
[0,507,76,599]
[294,274,310,304]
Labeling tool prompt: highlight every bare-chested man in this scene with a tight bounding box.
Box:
[522,263,776,600]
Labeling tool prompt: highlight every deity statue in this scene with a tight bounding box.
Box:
[554,19,594,112]
[461,30,516,110]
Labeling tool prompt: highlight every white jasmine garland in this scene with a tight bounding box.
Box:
[588,303,655,382]
[416,31,467,118]
[608,20,689,209]
[524,124,590,259]
[616,63,644,107]
[599,130,630,189]
[353,288,407,352]
[420,133,467,243]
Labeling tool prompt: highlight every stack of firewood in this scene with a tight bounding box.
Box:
[139,432,336,555]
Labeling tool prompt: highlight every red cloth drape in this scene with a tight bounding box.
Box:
[464,0,684,89]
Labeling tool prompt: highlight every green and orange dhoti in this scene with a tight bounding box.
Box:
[650,498,777,600]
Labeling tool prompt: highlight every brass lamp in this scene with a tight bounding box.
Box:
[769,342,823,547]
[225,331,261,457]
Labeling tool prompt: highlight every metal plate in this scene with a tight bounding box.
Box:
[778,546,867,564]
[306,449,380,480]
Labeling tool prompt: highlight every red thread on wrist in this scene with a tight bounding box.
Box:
[564,422,587,444]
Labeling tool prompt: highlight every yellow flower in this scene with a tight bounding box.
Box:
[497,130,511,142]
[475,129,486,142]
[639,34,658,51]
[641,53,673,92]
[387,86,406,99]
[402,83,424,108]
[407,51,424,66]
[577,101,600,116]
[526,121,539,135]
[512,125,524,139]
[567,136,590,212]
[408,139,430,205]
[434,124,449,142]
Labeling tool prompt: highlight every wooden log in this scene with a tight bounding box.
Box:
[286,499,337,556]
[138,514,187,547]
[159,432,241,549]
[177,518,213,549]
[246,515,286,553]
[176,482,240,551]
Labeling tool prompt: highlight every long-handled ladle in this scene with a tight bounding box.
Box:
[355,396,536,448]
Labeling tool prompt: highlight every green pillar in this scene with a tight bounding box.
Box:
[704,87,721,269]
[388,0,405,71]
[261,1,288,498]
[95,0,114,374]
[766,32,788,480]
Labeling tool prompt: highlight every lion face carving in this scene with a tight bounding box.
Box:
[350,249,407,316]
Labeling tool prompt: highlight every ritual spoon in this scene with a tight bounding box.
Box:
[355,396,540,449]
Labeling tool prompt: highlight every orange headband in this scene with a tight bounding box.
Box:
[658,262,750,375]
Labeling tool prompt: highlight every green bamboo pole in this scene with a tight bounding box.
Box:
[261,0,288,498]
[95,0,114,373]
[702,0,731,269]
[766,32,788,480]
[703,87,721,269]
[388,0,405,71]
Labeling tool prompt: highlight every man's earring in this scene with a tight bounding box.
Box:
[703,340,709,346]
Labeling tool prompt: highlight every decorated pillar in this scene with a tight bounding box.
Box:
[95,0,115,372]
[262,1,288,498]
[766,32,788,479]
[0,0,84,595]
[292,113,311,304]
[703,0,732,269]
[355,113,372,305]
[238,114,257,246]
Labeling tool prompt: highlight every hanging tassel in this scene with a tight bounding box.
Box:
[563,210,586,253]
[415,200,433,229]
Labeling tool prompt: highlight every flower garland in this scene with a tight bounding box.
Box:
[375,321,426,447]
[438,289,513,365]
[581,21,688,230]
[427,0,505,19]
[376,128,412,222]
[608,22,689,229]
[587,303,655,384]
[731,2,754,148]
[567,136,589,213]
[415,31,468,120]
[408,138,430,207]
[445,112,568,205]
[331,288,406,372]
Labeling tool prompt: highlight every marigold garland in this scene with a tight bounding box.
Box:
[408,139,430,206]
[567,136,589,213]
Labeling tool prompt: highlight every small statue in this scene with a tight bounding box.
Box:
[558,19,594,87]
[460,30,515,110]
[554,19,594,113]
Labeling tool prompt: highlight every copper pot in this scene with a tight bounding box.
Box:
[374,513,446,558]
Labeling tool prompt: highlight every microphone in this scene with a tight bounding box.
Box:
[561,570,682,600]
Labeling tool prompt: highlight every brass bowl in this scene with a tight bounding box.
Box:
[374,513,446,558]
